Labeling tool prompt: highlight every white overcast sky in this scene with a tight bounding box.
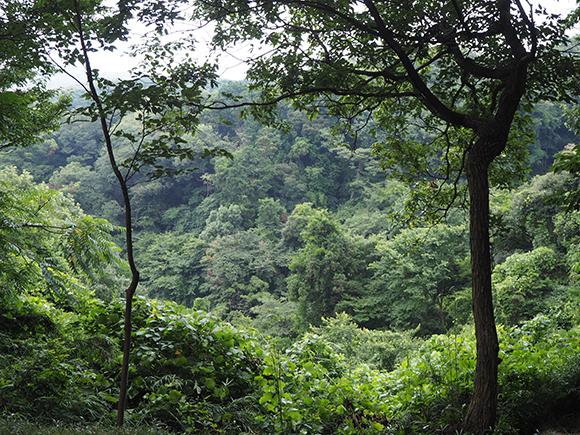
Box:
[48,0,578,88]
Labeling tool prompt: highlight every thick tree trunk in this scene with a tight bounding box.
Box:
[462,152,500,435]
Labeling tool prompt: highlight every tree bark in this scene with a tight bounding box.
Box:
[463,146,500,435]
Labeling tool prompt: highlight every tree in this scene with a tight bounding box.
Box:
[369,223,470,334]
[136,232,207,307]
[196,0,580,431]
[202,229,276,316]
[0,0,69,151]
[492,247,564,325]
[286,204,375,329]
[14,0,232,425]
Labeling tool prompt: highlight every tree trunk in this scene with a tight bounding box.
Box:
[117,273,139,426]
[462,150,500,435]
[115,178,140,427]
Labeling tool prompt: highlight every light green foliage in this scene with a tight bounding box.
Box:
[311,313,417,372]
[368,223,471,334]
[135,232,207,307]
[493,247,565,325]
[500,172,579,254]
[244,293,300,347]
[351,317,580,434]
[0,167,123,306]
[497,316,580,434]
[254,333,389,435]
[198,204,243,241]
[82,297,263,433]
[250,316,580,435]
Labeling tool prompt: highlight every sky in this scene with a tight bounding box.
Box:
[48,0,578,88]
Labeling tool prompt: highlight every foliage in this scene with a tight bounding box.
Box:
[0,0,70,152]
[80,297,263,433]
[135,232,207,307]
[0,167,123,307]
[497,316,580,434]
[0,296,117,423]
[286,204,377,329]
[310,313,417,372]
[2,296,265,433]
[528,102,578,176]
[198,205,243,241]
[0,419,170,435]
[194,0,580,428]
[1,0,580,433]
[2,287,580,435]
[202,229,277,317]
[493,247,566,325]
[368,223,471,334]
[497,172,580,256]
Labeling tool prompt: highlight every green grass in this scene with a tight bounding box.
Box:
[0,419,172,435]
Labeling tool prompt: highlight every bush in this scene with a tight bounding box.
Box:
[310,312,418,371]
[79,297,263,433]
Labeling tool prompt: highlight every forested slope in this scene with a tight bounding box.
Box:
[2,83,579,336]
[2,81,580,434]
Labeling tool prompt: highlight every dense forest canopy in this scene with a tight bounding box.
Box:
[2,0,580,434]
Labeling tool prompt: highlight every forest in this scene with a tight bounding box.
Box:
[2,0,580,434]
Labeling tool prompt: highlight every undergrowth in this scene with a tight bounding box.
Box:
[2,295,580,434]
[0,418,170,435]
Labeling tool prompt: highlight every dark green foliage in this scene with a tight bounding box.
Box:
[0,298,116,423]
[202,229,277,317]
[135,232,207,307]
[256,197,286,242]
[0,419,170,435]
[368,223,471,334]
[286,204,377,329]
[529,102,579,175]
[0,0,70,153]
